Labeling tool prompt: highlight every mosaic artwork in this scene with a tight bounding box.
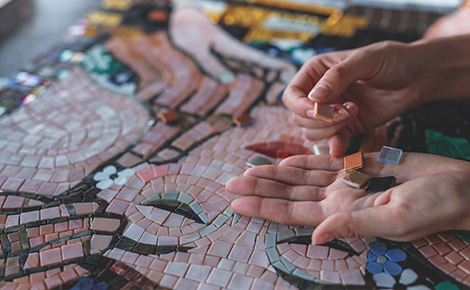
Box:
[1,0,470,289]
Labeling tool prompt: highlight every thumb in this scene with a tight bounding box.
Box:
[307,52,378,103]
[311,206,405,244]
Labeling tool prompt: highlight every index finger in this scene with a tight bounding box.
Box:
[282,62,322,118]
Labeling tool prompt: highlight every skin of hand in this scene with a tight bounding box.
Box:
[169,6,296,83]
[284,35,470,157]
[424,1,470,39]
[226,153,470,244]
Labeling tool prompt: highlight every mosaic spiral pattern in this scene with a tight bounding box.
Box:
[0,1,468,289]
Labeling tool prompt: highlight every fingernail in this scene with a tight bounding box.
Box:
[312,233,335,245]
[344,103,357,116]
[308,83,331,101]
[339,108,351,117]
[306,110,315,118]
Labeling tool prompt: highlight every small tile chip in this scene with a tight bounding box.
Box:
[365,176,397,193]
[342,169,370,189]
[247,156,272,168]
[233,113,254,127]
[377,146,403,165]
[159,110,181,124]
[344,152,363,172]
[313,143,330,155]
[313,102,334,123]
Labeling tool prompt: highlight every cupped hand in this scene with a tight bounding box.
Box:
[226,153,470,243]
[284,41,425,157]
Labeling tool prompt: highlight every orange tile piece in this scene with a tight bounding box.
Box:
[148,10,168,22]
[232,113,254,127]
[344,152,364,172]
[158,110,181,124]
[313,102,334,123]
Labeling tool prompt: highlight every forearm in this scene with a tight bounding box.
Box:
[410,34,470,103]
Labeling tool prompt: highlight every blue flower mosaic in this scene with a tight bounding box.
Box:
[366,242,406,276]
[367,242,430,289]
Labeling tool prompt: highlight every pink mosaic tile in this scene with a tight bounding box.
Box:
[0,2,466,290]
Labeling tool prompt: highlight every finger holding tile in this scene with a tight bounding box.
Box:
[291,102,357,128]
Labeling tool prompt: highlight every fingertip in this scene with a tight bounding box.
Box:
[311,232,335,245]
[327,136,349,157]
[283,89,316,118]
[225,176,246,193]
[311,213,351,244]
[343,102,358,117]
[224,177,238,192]
[307,83,331,102]
[311,219,337,245]
[230,196,259,216]
[230,197,242,212]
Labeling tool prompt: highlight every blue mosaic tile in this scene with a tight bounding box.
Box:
[385,248,407,262]
[366,261,383,275]
[377,146,403,165]
[383,261,403,276]
[370,242,387,256]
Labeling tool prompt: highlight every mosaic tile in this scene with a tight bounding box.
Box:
[233,113,255,127]
[344,152,364,173]
[365,176,397,193]
[377,146,403,165]
[342,169,371,189]
[0,1,466,289]
[312,102,334,123]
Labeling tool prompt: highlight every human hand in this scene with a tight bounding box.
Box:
[169,7,296,84]
[283,41,425,157]
[226,152,470,243]
[424,1,470,39]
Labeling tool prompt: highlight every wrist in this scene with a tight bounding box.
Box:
[409,35,470,104]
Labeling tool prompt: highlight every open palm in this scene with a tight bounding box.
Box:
[226,152,470,243]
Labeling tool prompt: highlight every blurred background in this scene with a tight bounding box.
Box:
[0,0,100,76]
[0,0,464,76]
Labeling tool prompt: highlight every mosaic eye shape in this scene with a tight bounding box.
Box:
[141,191,209,224]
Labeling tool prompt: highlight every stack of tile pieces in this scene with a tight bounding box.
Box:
[341,146,402,191]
